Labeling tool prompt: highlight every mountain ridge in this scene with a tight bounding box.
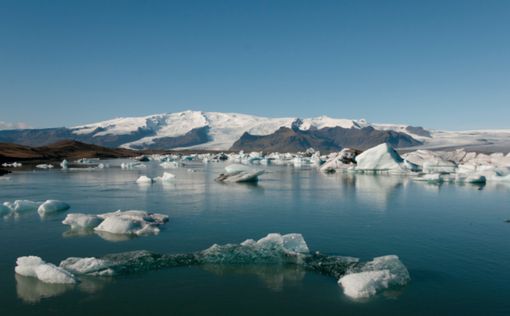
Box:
[1,110,509,152]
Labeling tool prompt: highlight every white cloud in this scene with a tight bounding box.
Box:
[0,121,30,130]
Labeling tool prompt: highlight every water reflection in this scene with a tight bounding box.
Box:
[15,274,74,303]
[63,228,136,242]
[202,264,305,291]
[16,274,111,303]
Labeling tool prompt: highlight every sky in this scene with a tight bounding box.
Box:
[0,0,509,130]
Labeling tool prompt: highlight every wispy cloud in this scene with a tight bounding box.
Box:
[0,121,30,130]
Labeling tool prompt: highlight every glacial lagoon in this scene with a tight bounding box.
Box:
[1,160,510,315]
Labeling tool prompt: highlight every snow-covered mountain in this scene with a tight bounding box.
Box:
[0,110,509,152]
[70,110,428,150]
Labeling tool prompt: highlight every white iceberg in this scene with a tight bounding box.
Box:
[320,148,358,173]
[160,161,179,169]
[136,175,154,184]
[217,164,265,183]
[154,172,175,182]
[59,257,113,276]
[3,200,42,213]
[37,200,70,216]
[355,143,417,173]
[15,256,76,284]
[338,255,410,299]
[60,159,69,169]
[35,164,54,169]
[94,210,169,236]
[62,213,102,230]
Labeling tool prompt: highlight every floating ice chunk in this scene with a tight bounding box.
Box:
[217,164,264,183]
[2,162,22,167]
[320,149,358,173]
[59,257,113,276]
[338,255,410,299]
[202,233,310,265]
[36,164,54,169]
[355,143,409,173]
[136,175,154,184]
[121,162,146,169]
[3,200,42,213]
[37,200,70,216]
[160,161,178,169]
[339,270,393,299]
[154,172,175,182]
[62,213,102,230]
[60,159,69,169]
[15,256,76,284]
[94,210,168,236]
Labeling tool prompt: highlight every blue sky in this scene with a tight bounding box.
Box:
[1,0,509,130]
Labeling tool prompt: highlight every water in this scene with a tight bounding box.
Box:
[1,161,509,315]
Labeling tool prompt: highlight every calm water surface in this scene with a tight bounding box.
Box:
[0,161,509,315]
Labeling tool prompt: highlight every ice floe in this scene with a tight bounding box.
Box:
[15,256,76,284]
[136,175,154,184]
[338,255,410,299]
[62,210,169,238]
[154,172,175,182]
[62,213,102,230]
[17,233,408,299]
[36,164,54,169]
[37,200,70,216]
[3,200,42,213]
[216,164,264,183]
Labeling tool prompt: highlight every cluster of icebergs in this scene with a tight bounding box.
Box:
[62,210,169,238]
[136,172,176,184]
[1,199,70,217]
[2,162,22,168]
[15,233,409,299]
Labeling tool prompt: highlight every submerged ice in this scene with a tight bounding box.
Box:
[16,233,409,299]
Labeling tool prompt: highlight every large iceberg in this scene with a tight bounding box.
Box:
[355,143,418,173]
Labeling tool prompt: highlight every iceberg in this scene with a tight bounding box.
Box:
[320,148,358,173]
[15,256,76,284]
[136,175,154,184]
[3,200,42,213]
[160,161,178,169]
[94,210,169,236]
[154,172,175,182]
[60,159,69,169]
[15,233,409,299]
[35,164,54,169]
[62,213,102,230]
[355,143,417,173]
[37,200,70,216]
[216,164,265,183]
[338,255,410,299]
